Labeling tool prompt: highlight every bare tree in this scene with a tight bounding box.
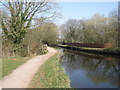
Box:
[108,9,118,48]
[1,0,59,43]
[61,13,118,46]
[118,1,120,48]
[61,19,82,43]
[0,0,60,56]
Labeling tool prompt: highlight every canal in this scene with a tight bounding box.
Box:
[59,49,120,88]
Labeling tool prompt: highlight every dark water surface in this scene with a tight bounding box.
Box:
[59,49,120,88]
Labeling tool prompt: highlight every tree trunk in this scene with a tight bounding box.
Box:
[27,45,30,55]
[118,1,120,48]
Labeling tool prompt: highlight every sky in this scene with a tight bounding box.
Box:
[56,2,118,25]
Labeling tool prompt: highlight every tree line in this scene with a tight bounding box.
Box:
[0,1,118,57]
[60,9,118,48]
[0,0,60,57]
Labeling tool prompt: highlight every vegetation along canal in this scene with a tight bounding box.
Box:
[59,48,119,88]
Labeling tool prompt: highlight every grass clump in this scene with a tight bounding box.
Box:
[38,50,48,55]
[29,53,70,88]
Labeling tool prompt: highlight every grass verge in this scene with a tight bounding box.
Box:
[1,50,48,79]
[1,56,33,79]
[29,52,70,88]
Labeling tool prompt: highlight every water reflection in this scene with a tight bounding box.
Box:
[60,49,120,88]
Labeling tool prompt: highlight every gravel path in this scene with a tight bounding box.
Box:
[0,47,57,88]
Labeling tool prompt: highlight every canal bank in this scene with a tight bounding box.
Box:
[58,45,120,55]
[29,51,70,88]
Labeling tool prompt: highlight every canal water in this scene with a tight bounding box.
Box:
[59,49,120,88]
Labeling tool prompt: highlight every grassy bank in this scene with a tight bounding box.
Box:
[58,45,120,55]
[1,50,48,79]
[2,56,34,79]
[29,52,70,88]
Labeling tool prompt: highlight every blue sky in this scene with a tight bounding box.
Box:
[57,2,118,25]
